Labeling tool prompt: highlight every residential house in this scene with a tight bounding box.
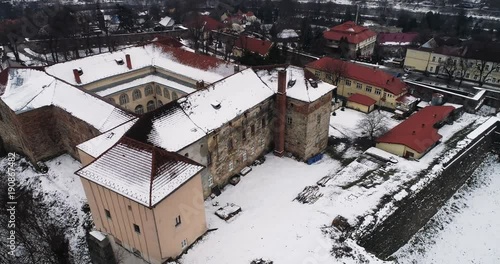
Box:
[306,57,408,110]
[323,21,377,58]
[233,35,273,58]
[376,105,455,159]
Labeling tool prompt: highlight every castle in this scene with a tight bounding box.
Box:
[0,43,336,263]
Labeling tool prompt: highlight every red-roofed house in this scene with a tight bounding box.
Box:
[233,35,273,57]
[376,105,455,159]
[347,93,377,113]
[183,15,226,40]
[306,57,407,109]
[323,21,377,58]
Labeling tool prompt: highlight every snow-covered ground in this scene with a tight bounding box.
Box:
[394,154,500,264]
[329,108,401,139]
[0,154,88,261]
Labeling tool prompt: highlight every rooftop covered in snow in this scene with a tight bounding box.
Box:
[0,68,135,132]
[45,43,237,87]
[76,137,204,207]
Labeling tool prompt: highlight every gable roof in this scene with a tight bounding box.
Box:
[234,35,273,56]
[378,32,419,46]
[306,57,406,95]
[256,66,336,103]
[76,137,204,207]
[0,68,135,132]
[376,106,455,153]
[45,43,235,86]
[323,21,377,44]
[348,93,376,106]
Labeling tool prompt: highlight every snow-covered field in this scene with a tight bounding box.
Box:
[394,154,500,264]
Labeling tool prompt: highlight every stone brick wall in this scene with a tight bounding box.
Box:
[208,98,274,187]
[358,120,499,259]
[285,93,332,160]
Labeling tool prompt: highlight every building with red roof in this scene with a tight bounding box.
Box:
[377,32,420,58]
[233,35,273,57]
[376,105,455,159]
[347,93,377,113]
[306,57,407,110]
[323,21,377,58]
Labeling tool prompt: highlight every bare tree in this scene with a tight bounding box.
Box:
[323,59,347,85]
[356,111,389,140]
[439,57,458,83]
[473,59,500,86]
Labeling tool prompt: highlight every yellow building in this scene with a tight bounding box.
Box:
[306,57,408,110]
[76,137,206,264]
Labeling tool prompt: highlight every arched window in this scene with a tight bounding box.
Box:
[172,92,178,100]
[132,89,142,101]
[155,85,162,96]
[164,88,170,99]
[145,85,153,96]
[119,93,129,105]
[135,105,144,114]
[146,100,155,112]
[157,100,163,106]
[108,97,115,104]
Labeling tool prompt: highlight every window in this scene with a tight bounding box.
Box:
[345,79,351,86]
[429,67,434,72]
[208,174,214,186]
[438,57,442,63]
[207,152,212,165]
[133,224,140,234]
[145,85,153,96]
[172,92,178,100]
[181,239,188,249]
[261,117,266,128]
[164,88,170,99]
[128,205,132,211]
[466,73,470,78]
[175,215,181,227]
[108,97,115,104]
[474,75,478,80]
[242,129,246,140]
[316,114,321,124]
[133,248,141,257]
[105,209,111,219]
[157,100,163,106]
[365,86,372,93]
[492,78,496,83]
[356,83,362,89]
[286,116,292,125]
[135,105,144,114]
[375,89,381,95]
[432,56,436,62]
[132,89,142,100]
[184,153,189,158]
[251,124,255,136]
[227,139,233,151]
[486,64,490,71]
[155,85,162,96]
[119,94,129,105]
[314,71,321,77]
[147,100,155,112]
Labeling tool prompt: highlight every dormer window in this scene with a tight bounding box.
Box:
[211,101,221,110]
[115,58,124,65]
[308,79,318,88]
[287,79,296,88]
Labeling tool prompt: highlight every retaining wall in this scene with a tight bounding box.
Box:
[358,118,500,259]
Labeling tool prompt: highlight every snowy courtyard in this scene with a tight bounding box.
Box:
[329,108,401,139]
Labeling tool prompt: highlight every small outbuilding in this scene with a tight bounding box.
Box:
[346,93,377,113]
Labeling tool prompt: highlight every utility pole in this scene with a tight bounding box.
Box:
[355,4,359,25]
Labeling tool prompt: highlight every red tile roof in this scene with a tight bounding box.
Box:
[234,35,273,56]
[154,36,183,48]
[306,57,406,95]
[184,15,225,32]
[376,106,455,153]
[154,43,229,71]
[377,32,419,45]
[323,21,377,44]
[348,93,376,106]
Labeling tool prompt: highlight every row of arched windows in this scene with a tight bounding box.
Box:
[120,87,179,105]
[134,100,164,114]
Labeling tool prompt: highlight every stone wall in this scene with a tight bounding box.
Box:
[358,120,500,259]
[0,100,25,156]
[208,98,274,187]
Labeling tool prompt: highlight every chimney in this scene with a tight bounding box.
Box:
[73,69,81,84]
[274,69,287,157]
[234,64,240,73]
[422,123,425,128]
[412,131,416,135]
[125,54,132,69]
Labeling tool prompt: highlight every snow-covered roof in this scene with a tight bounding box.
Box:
[159,16,175,27]
[89,230,106,242]
[0,68,135,132]
[76,137,204,207]
[45,44,236,87]
[256,66,336,103]
[95,74,196,97]
[77,118,138,158]
[278,29,299,39]
[180,68,274,133]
